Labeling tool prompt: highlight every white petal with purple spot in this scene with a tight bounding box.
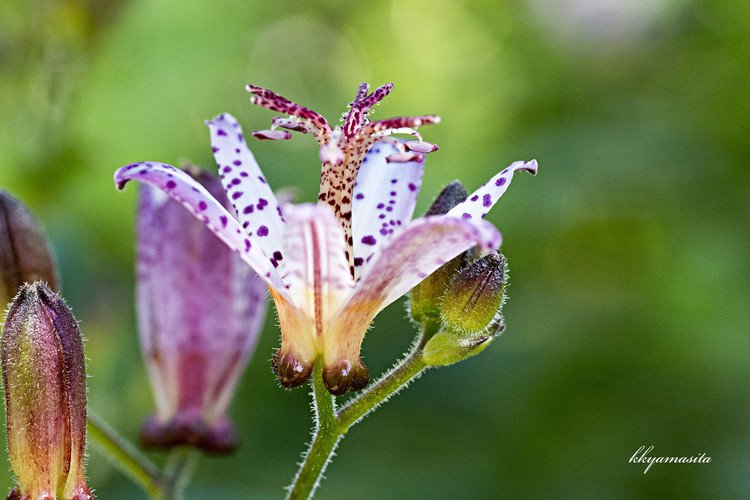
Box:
[351,141,424,280]
[207,113,288,272]
[448,160,538,221]
[115,161,289,297]
[345,215,501,316]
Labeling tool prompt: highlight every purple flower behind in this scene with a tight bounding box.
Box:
[137,166,267,454]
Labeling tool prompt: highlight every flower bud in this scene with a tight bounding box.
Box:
[1,282,91,499]
[440,252,507,334]
[137,166,267,454]
[408,182,468,324]
[0,192,59,307]
[422,319,506,367]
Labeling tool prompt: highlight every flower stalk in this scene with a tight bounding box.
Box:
[287,322,436,500]
[87,412,199,500]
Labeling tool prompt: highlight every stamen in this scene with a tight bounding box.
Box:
[386,152,424,163]
[252,129,292,141]
[246,84,332,139]
[272,117,311,134]
[360,115,441,136]
[404,141,439,154]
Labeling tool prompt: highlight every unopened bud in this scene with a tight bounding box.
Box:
[422,318,506,366]
[440,252,507,334]
[409,182,468,324]
[1,283,91,499]
[0,192,59,306]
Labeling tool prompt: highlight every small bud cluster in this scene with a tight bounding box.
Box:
[409,182,509,366]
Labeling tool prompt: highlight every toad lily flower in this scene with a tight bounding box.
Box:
[115,83,537,395]
[137,167,267,454]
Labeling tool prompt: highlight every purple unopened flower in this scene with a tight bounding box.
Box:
[0,191,59,307]
[136,166,267,454]
[115,83,537,395]
[1,283,92,500]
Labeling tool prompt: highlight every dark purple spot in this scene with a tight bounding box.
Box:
[471,195,479,202]
[233,160,242,166]
[243,205,254,214]
[223,166,232,174]
[376,203,385,209]
[217,129,227,136]
[166,181,176,190]
[379,228,388,235]
[495,177,507,186]
[378,214,385,219]
[270,258,278,268]
[386,206,393,212]
[198,201,207,211]
[257,225,269,237]
[361,235,377,245]
[482,194,492,207]
[231,178,241,186]
[244,239,251,251]
[389,199,396,204]
[355,193,365,200]
[240,172,249,177]
[232,192,243,200]
[408,183,417,192]
[220,216,228,228]
[212,147,219,153]
[235,148,241,153]
[390,178,397,184]
[462,213,472,219]
[353,257,364,266]
[273,251,283,260]
[389,191,396,196]
[258,176,267,184]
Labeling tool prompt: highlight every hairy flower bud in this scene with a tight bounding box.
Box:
[0,192,59,307]
[409,182,469,324]
[422,319,505,366]
[1,283,91,499]
[440,252,507,334]
[137,166,267,454]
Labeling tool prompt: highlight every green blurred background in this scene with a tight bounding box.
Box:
[1,0,748,497]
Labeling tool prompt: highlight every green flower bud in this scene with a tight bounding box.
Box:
[1,283,92,499]
[409,182,468,324]
[440,252,507,334]
[422,319,506,366]
[0,192,59,307]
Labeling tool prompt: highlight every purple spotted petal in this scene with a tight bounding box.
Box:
[206,113,287,271]
[280,204,354,323]
[115,161,288,295]
[137,176,267,451]
[347,216,502,316]
[448,160,538,220]
[351,141,424,279]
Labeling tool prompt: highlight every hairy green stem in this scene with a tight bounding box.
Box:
[86,412,162,497]
[287,359,339,500]
[288,327,432,499]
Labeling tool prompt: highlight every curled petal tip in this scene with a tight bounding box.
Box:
[525,159,539,175]
[252,129,292,141]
